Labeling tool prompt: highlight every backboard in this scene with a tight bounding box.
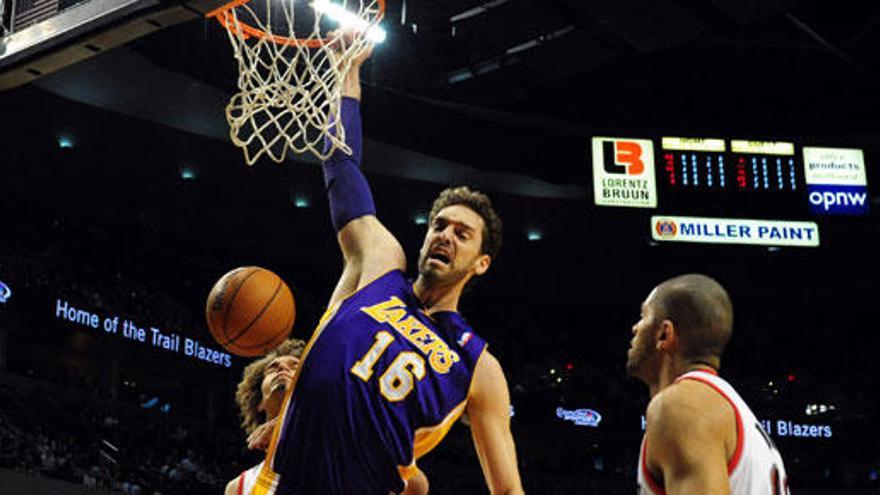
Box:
[0,0,226,89]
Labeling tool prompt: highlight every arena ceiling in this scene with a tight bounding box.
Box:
[3,0,880,195]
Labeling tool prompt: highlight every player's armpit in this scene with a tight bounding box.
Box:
[327,254,363,311]
[645,382,733,495]
[328,216,405,308]
[466,351,524,495]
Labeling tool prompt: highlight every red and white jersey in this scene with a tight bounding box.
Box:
[638,369,789,495]
[237,462,269,495]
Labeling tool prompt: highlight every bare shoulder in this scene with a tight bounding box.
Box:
[647,379,734,453]
[469,351,508,409]
[649,380,732,428]
[644,378,737,493]
[473,351,504,387]
[476,350,503,374]
[224,477,240,495]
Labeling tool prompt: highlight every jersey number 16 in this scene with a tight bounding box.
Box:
[351,331,426,401]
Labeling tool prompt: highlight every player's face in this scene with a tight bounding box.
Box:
[626,290,662,380]
[259,354,300,414]
[417,205,490,286]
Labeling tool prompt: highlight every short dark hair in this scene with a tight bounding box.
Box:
[428,186,502,260]
[652,274,734,362]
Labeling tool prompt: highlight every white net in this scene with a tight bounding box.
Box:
[212,0,383,165]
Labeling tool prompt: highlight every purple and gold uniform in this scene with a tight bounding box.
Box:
[253,270,487,495]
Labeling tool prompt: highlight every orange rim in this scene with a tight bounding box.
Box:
[207,0,385,48]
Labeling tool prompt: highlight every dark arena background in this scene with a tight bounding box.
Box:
[1,0,879,493]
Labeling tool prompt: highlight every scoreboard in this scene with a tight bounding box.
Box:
[660,138,799,193]
[592,136,870,247]
[653,138,813,217]
[729,140,798,193]
[660,137,729,190]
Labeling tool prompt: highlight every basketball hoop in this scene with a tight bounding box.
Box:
[207,0,385,165]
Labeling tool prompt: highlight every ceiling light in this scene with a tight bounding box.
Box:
[449,0,509,23]
[311,0,387,43]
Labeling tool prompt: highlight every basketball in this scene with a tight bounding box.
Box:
[205,266,296,357]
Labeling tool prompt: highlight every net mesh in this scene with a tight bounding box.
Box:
[212,0,382,165]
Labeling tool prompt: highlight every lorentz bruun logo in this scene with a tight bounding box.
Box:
[603,140,645,175]
[592,137,658,208]
[0,281,11,304]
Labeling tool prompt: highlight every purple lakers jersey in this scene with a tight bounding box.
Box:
[259,270,487,495]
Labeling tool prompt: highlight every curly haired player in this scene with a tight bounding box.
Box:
[226,339,305,495]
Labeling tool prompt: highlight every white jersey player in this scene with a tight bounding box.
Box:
[627,274,789,495]
[638,370,789,494]
[232,461,263,495]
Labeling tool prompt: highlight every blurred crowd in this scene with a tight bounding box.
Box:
[2,187,880,494]
[0,373,245,494]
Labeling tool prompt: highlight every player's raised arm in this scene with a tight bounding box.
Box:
[466,352,524,495]
[323,38,405,308]
[644,382,732,495]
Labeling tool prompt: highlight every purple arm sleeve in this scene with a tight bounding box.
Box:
[323,97,376,232]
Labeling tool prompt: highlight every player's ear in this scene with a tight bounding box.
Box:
[473,253,491,276]
[655,319,675,351]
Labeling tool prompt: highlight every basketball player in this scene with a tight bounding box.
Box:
[248,39,524,494]
[627,274,789,494]
[226,339,305,495]
[227,338,429,495]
